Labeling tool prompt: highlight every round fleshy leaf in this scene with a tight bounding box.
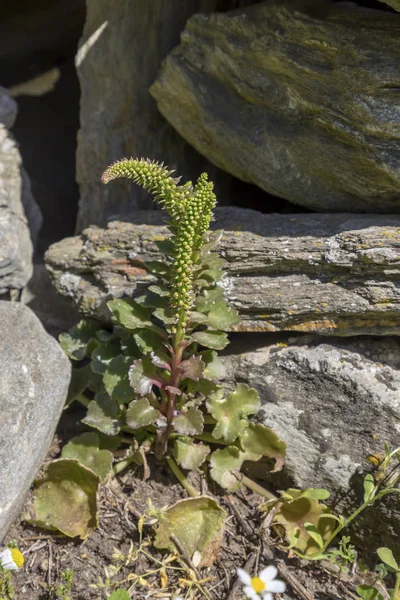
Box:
[206,303,240,330]
[207,384,260,444]
[240,423,286,472]
[61,432,113,481]
[154,497,226,568]
[172,408,204,436]
[103,355,134,403]
[192,330,229,350]
[179,355,205,381]
[33,459,99,539]
[59,319,100,360]
[209,446,244,492]
[82,392,122,436]
[107,298,152,330]
[200,350,226,380]
[126,398,161,429]
[129,358,167,396]
[91,343,120,374]
[173,439,210,470]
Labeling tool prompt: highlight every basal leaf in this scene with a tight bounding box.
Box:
[192,330,229,350]
[172,408,204,436]
[240,424,286,472]
[103,355,134,403]
[61,432,113,481]
[209,446,244,492]
[126,398,161,429]
[356,585,383,600]
[207,384,260,444]
[154,496,226,567]
[136,290,169,309]
[107,297,152,330]
[144,260,170,277]
[59,319,100,360]
[33,459,99,539]
[153,307,175,325]
[82,392,122,436]
[107,590,130,600]
[134,329,168,355]
[200,350,226,380]
[66,365,91,407]
[195,287,225,313]
[91,343,120,374]
[173,439,210,470]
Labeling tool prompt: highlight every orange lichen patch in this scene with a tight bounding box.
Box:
[110,258,148,277]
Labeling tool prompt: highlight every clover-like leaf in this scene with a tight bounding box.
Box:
[206,303,240,330]
[82,391,122,436]
[154,496,226,568]
[209,446,245,492]
[126,398,161,429]
[200,350,226,380]
[107,298,152,330]
[129,358,167,396]
[172,408,204,436]
[207,384,260,444]
[61,432,113,481]
[179,355,205,381]
[266,489,337,555]
[377,547,399,571]
[173,439,210,470]
[103,355,134,403]
[240,424,286,472]
[192,330,229,350]
[91,343,121,374]
[59,319,100,360]
[33,459,99,539]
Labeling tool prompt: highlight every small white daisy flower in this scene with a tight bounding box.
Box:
[0,547,24,571]
[237,565,285,600]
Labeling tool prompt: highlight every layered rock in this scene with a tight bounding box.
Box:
[151,0,400,213]
[75,0,259,230]
[222,336,400,550]
[45,208,400,336]
[0,302,71,541]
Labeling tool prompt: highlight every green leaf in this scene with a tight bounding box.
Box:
[298,489,331,501]
[363,473,375,502]
[192,330,229,350]
[107,298,152,330]
[144,260,170,277]
[59,320,100,360]
[91,343,121,374]
[206,303,240,330]
[154,496,226,568]
[153,307,175,325]
[304,523,324,549]
[265,489,337,556]
[173,439,210,470]
[195,287,225,313]
[240,424,286,472]
[209,446,244,492]
[82,392,122,436]
[129,358,167,396]
[201,350,226,380]
[33,459,99,539]
[65,365,91,407]
[180,355,205,381]
[154,239,175,255]
[136,290,169,309]
[207,384,260,444]
[61,432,113,481]
[148,284,170,297]
[172,408,204,436]
[107,590,130,600]
[377,547,399,571]
[103,355,134,403]
[356,585,383,600]
[134,329,167,355]
[126,398,161,429]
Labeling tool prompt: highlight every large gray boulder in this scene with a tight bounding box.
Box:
[45,208,400,336]
[75,0,258,231]
[151,0,400,213]
[0,302,71,541]
[222,336,400,549]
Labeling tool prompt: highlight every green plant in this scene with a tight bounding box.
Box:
[49,569,74,600]
[262,445,400,598]
[33,159,284,546]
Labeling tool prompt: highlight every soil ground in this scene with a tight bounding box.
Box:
[4,414,383,600]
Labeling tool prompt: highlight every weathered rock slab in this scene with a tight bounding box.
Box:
[0,302,71,542]
[45,208,400,336]
[221,336,400,549]
[151,0,400,213]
